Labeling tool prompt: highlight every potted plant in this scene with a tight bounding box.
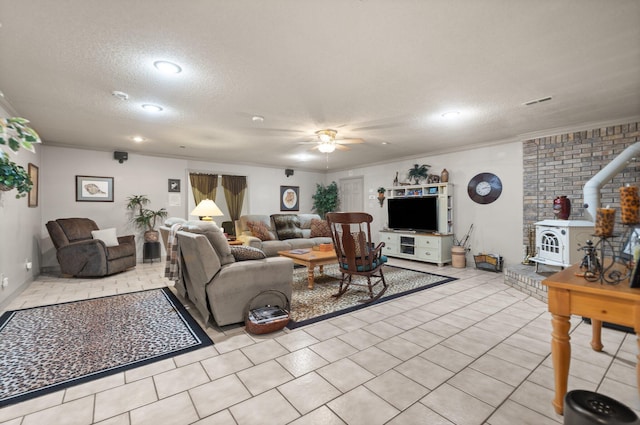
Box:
[126,195,168,242]
[312,181,339,219]
[407,164,430,185]
[0,152,33,198]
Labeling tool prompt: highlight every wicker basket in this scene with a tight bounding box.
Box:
[244,290,290,335]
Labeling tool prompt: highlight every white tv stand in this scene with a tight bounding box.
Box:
[382,182,454,266]
[380,231,453,266]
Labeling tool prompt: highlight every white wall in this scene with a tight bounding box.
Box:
[326,142,524,267]
[0,105,42,309]
[39,146,326,268]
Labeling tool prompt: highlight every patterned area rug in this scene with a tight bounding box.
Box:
[0,288,212,407]
[288,264,457,329]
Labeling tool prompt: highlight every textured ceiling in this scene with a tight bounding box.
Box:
[0,0,639,171]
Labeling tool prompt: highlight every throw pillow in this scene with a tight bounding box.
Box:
[310,219,331,237]
[352,231,368,257]
[271,214,303,240]
[91,228,119,247]
[231,245,267,261]
[247,221,273,241]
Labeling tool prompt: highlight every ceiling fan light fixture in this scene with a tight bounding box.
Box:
[316,129,337,143]
[318,142,336,153]
[153,60,182,74]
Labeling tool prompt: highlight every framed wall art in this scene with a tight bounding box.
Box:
[28,163,38,207]
[168,179,181,192]
[280,186,299,211]
[76,175,114,202]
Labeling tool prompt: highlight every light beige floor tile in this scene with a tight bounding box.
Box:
[487,342,546,369]
[200,350,253,380]
[317,358,375,392]
[278,371,341,414]
[94,413,130,425]
[130,392,198,425]
[448,368,515,407]
[212,333,255,354]
[509,381,560,421]
[125,359,175,383]
[337,328,383,350]
[94,378,157,423]
[386,403,453,425]
[327,386,399,425]
[420,344,474,372]
[22,396,94,425]
[229,389,299,425]
[418,318,464,338]
[153,362,210,399]
[375,335,424,360]
[440,333,494,357]
[300,321,345,341]
[189,375,251,418]
[64,373,125,402]
[276,330,320,351]
[173,346,219,367]
[192,409,236,425]
[421,383,494,425]
[365,369,429,410]
[349,345,402,375]
[0,391,64,423]
[275,347,329,377]
[398,327,444,349]
[236,359,294,395]
[328,314,369,332]
[470,353,532,386]
[384,312,424,330]
[287,406,346,425]
[363,321,405,339]
[598,378,640,414]
[310,337,359,362]
[240,339,289,364]
[395,356,454,390]
[487,400,561,425]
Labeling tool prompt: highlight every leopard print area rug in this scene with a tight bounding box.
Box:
[287,265,457,329]
[0,288,212,407]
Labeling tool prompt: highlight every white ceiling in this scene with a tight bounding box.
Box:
[1,0,639,171]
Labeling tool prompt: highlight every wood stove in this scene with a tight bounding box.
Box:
[531,220,595,270]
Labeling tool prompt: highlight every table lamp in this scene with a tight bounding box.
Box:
[191,199,224,223]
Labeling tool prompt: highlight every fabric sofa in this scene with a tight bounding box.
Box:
[46,218,136,277]
[161,220,293,326]
[235,213,333,257]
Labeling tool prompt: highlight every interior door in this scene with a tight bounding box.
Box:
[339,177,364,212]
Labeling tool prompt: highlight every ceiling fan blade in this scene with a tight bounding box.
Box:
[335,144,350,151]
[336,138,364,145]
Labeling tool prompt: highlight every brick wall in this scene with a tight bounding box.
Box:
[522,121,640,250]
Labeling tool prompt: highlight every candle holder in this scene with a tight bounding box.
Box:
[581,225,638,285]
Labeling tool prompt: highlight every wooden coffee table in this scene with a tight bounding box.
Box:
[278,249,338,289]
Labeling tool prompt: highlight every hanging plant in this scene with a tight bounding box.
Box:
[0,152,33,198]
[0,117,42,154]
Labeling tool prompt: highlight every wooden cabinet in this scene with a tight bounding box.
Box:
[380,231,453,266]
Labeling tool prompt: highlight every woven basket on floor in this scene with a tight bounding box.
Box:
[244,290,290,335]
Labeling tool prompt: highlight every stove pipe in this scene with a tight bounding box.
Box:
[583,142,640,222]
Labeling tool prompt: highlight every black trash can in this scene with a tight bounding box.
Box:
[564,390,639,425]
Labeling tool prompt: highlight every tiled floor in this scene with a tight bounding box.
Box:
[1,258,638,425]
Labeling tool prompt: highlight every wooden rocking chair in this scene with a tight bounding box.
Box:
[326,212,388,303]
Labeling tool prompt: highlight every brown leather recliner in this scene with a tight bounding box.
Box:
[46,218,136,277]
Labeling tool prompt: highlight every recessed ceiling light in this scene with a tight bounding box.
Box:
[153,60,182,74]
[441,111,461,118]
[252,115,264,122]
[141,104,163,112]
[112,90,129,100]
[132,136,145,143]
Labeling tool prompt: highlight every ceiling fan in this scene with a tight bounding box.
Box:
[310,129,364,153]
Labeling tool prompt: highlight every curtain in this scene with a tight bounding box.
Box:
[221,175,247,221]
[189,173,218,206]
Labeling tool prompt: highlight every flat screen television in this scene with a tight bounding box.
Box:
[387,196,438,232]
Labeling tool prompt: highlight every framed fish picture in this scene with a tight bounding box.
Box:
[76,175,114,202]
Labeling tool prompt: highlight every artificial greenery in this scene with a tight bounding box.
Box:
[377,187,386,194]
[312,181,339,219]
[126,195,168,232]
[0,117,42,154]
[0,152,32,198]
[407,163,430,184]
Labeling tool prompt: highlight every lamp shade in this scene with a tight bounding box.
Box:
[191,199,224,221]
[318,142,336,153]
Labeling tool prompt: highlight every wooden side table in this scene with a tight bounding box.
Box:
[542,264,640,415]
[228,240,243,246]
[143,241,161,263]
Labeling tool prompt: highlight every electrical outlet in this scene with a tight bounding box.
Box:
[25,259,32,271]
[1,276,8,288]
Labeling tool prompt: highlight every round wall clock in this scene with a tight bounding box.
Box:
[467,172,502,204]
